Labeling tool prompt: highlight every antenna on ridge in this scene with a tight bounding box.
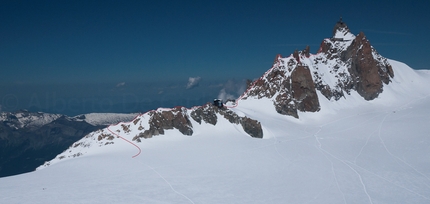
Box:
[339,16,343,24]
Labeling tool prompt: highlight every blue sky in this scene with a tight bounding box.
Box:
[1,0,429,115]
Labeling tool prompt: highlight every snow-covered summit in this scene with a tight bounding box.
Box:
[332,17,355,41]
[242,19,394,118]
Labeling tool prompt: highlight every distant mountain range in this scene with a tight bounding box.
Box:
[0,110,137,177]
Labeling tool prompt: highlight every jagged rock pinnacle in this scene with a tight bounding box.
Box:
[243,19,395,118]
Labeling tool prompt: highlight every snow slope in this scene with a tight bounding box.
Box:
[1,61,430,203]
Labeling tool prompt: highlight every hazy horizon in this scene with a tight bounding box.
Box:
[1,0,429,115]
[0,78,249,116]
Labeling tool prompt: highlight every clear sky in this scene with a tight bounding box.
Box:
[1,0,429,115]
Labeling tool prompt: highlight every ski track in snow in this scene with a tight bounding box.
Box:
[347,161,430,201]
[314,135,374,204]
[308,93,430,203]
[313,123,347,204]
[315,138,347,204]
[143,162,195,204]
[377,94,430,187]
[353,129,378,164]
[342,157,374,204]
[316,112,386,138]
[310,111,391,203]
[266,120,342,203]
[377,113,430,187]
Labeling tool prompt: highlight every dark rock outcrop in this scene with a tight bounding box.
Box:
[291,65,320,112]
[190,103,217,125]
[142,107,193,139]
[246,61,320,118]
[303,45,310,58]
[240,117,263,138]
[217,107,263,138]
[133,103,264,140]
[343,32,394,100]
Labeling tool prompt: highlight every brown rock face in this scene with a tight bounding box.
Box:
[319,40,330,54]
[303,45,310,58]
[291,65,320,112]
[344,32,393,100]
[190,103,217,125]
[142,107,193,138]
[317,21,394,101]
[218,109,241,124]
[274,93,297,117]
[240,117,263,138]
[133,103,264,140]
[293,50,300,62]
[245,60,321,118]
[273,65,320,118]
[193,103,263,138]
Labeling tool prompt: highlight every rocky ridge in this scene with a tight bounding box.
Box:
[0,110,62,130]
[242,19,394,117]
[41,103,263,166]
[133,104,263,140]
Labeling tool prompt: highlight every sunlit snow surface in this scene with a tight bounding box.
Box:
[1,60,430,204]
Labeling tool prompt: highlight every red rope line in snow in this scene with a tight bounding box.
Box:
[107,125,142,158]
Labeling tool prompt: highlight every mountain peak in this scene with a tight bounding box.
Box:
[332,17,355,41]
[242,19,395,118]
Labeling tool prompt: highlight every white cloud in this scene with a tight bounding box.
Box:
[217,88,235,101]
[186,77,201,89]
[116,82,126,87]
[217,79,247,101]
